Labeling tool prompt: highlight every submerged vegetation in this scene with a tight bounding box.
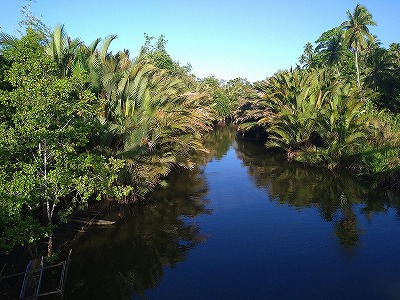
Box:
[0,3,399,257]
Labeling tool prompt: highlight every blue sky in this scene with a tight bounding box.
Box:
[2,0,400,82]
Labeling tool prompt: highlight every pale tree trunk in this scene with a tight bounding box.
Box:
[40,140,55,257]
[47,200,57,258]
[47,232,53,258]
[355,49,361,88]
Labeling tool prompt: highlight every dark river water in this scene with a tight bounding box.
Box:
[65,126,400,300]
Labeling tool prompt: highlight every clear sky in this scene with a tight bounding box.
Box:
[2,0,400,83]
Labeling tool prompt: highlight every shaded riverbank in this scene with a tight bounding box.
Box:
[1,125,399,299]
[62,126,400,299]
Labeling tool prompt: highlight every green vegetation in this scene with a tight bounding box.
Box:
[199,76,257,121]
[234,4,400,187]
[0,15,220,256]
[0,3,399,257]
[0,29,130,256]
[341,4,377,88]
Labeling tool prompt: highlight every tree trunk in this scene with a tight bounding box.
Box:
[47,231,53,258]
[355,49,361,88]
[40,140,54,258]
[27,243,38,258]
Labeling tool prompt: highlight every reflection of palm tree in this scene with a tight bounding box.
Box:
[335,195,360,249]
[200,124,237,161]
[334,216,359,249]
[236,139,367,213]
[235,139,371,250]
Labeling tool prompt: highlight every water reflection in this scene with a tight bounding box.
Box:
[64,126,400,299]
[65,168,211,299]
[235,140,400,249]
[65,125,238,299]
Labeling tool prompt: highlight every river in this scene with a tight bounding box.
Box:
[65,125,400,299]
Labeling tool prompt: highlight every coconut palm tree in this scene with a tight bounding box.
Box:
[299,42,319,69]
[341,4,376,88]
[389,43,400,66]
[364,47,391,92]
[321,34,345,76]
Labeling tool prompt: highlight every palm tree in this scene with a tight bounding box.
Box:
[320,33,345,76]
[299,42,319,69]
[88,37,213,200]
[318,84,371,166]
[341,4,376,88]
[72,37,102,77]
[258,69,329,153]
[364,47,391,91]
[389,43,400,66]
[115,70,212,200]
[45,25,81,77]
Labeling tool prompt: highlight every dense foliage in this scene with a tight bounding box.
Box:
[0,22,217,255]
[1,3,399,257]
[234,4,400,186]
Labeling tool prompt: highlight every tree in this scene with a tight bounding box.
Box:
[198,75,249,121]
[317,85,371,167]
[142,33,174,71]
[389,43,400,66]
[299,42,320,69]
[258,69,328,153]
[45,24,81,77]
[315,27,346,76]
[0,29,126,256]
[341,4,376,88]
[86,34,213,201]
[364,47,391,92]
[17,0,51,39]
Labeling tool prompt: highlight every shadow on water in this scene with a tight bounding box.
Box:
[64,169,210,299]
[61,125,400,299]
[193,124,238,164]
[64,126,236,299]
[235,139,400,250]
